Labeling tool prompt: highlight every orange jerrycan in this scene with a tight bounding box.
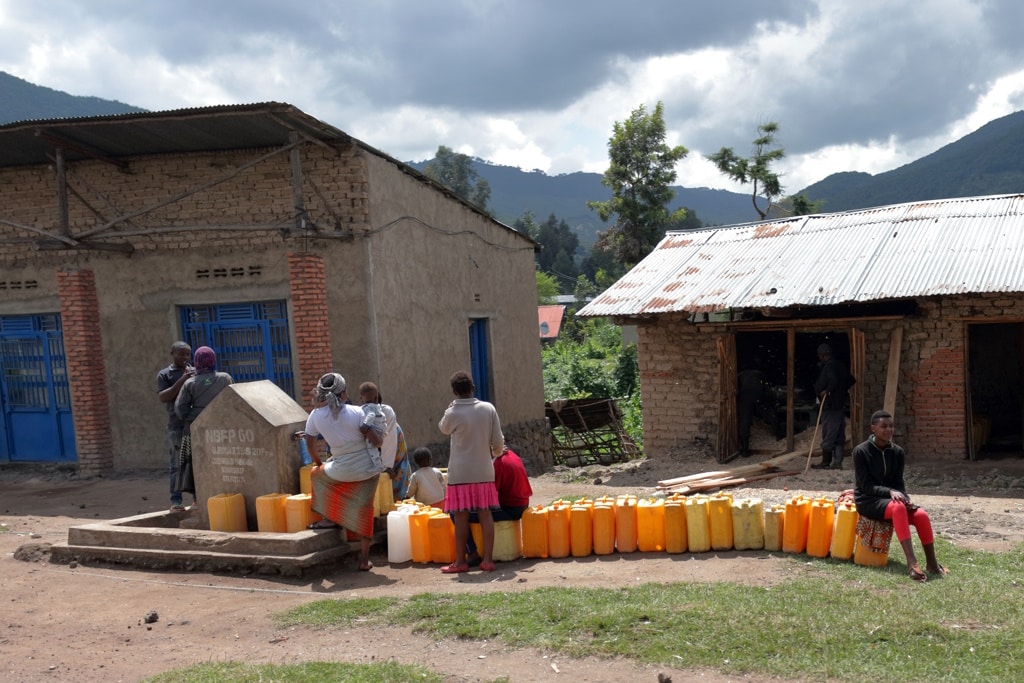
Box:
[256,493,289,532]
[664,500,688,553]
[731,498,764,550]
[285,493,316,533]
[830,501,858,561]
[547,503,571,559]
[409,510,433,564]
[428,511,456,564]
[521,505,549,559]
[592,503,616,555]
[615,495,639,553]
[299,463,316,495]
[569,503,593,557]
[637,498,666,552]
[782,495,811,554]
[684,495,711,552]
[208,493,247,532]
[708,493,734,551]
[806,497,835,558]
[764,504,786,551]
[854,517,893,567]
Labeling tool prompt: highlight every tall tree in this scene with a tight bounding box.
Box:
[587,101,689,267]
[535,213,580,290]
[788,193,820,216]
[707,122,785,220]
[423,145,491,211]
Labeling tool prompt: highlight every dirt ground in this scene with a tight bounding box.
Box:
[3,447,1024,683]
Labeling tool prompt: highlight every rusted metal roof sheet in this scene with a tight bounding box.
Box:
[578,194,1024,317]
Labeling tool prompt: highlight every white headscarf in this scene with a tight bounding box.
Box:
[314,372,346,416]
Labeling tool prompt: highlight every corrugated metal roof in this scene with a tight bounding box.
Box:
[0,102,359,166]
[578,194,1024,318]
[0,102,532,241]
[538,305,566,339]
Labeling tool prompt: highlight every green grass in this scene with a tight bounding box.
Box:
[144,660,443,682]
[147,539,1024,682]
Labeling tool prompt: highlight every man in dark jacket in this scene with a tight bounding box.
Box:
[811,343,854,469]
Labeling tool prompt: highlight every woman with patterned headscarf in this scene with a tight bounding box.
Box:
[302,372,384,572]
[173,346,233,499]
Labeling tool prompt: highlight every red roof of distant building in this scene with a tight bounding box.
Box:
[538,305,565,339]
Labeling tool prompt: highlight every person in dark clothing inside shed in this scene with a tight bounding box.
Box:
[811,343,855,469]
[736,359,768,458]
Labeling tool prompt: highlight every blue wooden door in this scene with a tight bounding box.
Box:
[0,314,76,462]
[180,301,295,397]
[468,318,492,403]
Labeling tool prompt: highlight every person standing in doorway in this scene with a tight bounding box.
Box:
[812,343,855,469]
[156,341,194,511]
[736,358,768,458]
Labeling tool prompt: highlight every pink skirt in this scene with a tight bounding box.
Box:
[444,481,499,513]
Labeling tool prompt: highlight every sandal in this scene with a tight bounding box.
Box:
[909,564,928,582]
[169,504,186,512]
[928,564,950,576]
[308,520,339,530]
[479,560,496,572]
[358,560,373,572]
[440,563,470,574]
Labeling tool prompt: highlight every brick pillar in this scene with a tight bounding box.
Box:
[288,253,333,410]
[908,345,967,459]
[57,268,113,476]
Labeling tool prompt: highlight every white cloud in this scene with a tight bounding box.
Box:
[2,0,1024,197]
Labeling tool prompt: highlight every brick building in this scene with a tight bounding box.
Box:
[0,103,550,475]
[579,195,1024,463]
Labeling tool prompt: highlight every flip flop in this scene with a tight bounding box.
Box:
[308,520,339,530]
[480,560,496,572]
[358,561,373,572]
[440,563,470,574]
[909,564,928,582]
[928,564,950,576]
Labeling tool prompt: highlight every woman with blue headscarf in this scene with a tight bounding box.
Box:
[174,346,233,498]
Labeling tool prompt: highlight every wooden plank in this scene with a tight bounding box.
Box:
[882,325,903,415]
[662,469,801,494]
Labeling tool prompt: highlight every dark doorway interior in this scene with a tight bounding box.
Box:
[969,323,1024,455]
[735,329,852,450]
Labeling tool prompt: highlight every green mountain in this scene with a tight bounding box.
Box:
[407,159,758,246]
[8,69,1024,232]
[0,71,144,124]
[800,110,1024,212]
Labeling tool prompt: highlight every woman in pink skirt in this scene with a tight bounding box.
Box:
[438,371,504,573]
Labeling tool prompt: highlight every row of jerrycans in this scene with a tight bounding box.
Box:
[518,493,884,564]
[519,493,766,558]
[773,494,888,566]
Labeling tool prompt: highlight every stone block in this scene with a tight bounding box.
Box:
[191,380,310,530]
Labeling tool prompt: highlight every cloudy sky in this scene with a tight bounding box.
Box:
[3,0,1024,194]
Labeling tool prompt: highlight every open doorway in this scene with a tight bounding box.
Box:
[968,323,1024,458]
[731,329,854,458]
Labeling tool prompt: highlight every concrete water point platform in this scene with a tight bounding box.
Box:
[49,508,384,577]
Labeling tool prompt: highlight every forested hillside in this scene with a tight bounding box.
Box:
[408,159,757,246]
[0,71,143,124]
[800,110,1024,212]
